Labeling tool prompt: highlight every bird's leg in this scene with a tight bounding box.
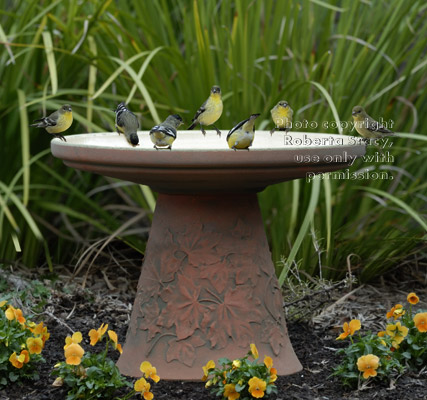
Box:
[56,134,67,142]
[270,127,276,136]
[213,125,221,137]
[168,145,172,151]
[200,125,206,136]
[154,145,159,150]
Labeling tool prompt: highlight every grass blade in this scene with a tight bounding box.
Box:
[279,177,321,286]
[42,31,58,94]
[17,89,30,206]
[357,186,427,231]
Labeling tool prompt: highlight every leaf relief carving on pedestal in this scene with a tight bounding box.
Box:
[157,274,207,341]
[261,319,286,356]
[201,286,262,349]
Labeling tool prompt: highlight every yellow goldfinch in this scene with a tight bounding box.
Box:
[352,105,394,139]
[30,104,73,141]
[150,114,183,150]
[270,100,293,135]
[188,85,223,136]
[227,114,260,151]
[115,102,140,146]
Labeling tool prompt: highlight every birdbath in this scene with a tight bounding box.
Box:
[51,130,365,380]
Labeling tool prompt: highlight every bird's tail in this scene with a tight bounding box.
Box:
[30,118,47,128]
[128,132,139,146]
[187,122,196,130]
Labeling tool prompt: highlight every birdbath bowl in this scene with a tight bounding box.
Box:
[51,130,365,380]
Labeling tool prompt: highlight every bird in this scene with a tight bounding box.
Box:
[150,114,183,150]
[270,100,293,135]
[30,104,73,141]
[352,105,395,140]
[227,114,260,151]
[114,102,140,146]
[188,85,223,136]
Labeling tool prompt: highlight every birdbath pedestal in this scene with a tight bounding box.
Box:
[51,130,365,380]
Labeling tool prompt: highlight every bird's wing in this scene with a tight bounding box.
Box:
[150,124,176,138]
[366,118,393,133]
[191,99,207,122]
[47,109,60,122]
[226,117,250,140]
[117,110,138,130]
[31,117,57,127]
[116,111,126,127]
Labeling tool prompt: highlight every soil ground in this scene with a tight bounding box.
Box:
[0,259,426,400]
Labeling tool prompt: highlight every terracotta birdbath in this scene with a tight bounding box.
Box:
[51,130,365,380]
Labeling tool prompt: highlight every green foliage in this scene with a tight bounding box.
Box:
[53,353,130,400]
[0,274,51,313]
[51,326,131,400]
[332,292,427,388]
[332,332,404,388]
[0,300,49,387]
[203,345,278,399]
[0,0,426,280]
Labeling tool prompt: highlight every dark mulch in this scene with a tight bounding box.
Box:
[1,262,426,400]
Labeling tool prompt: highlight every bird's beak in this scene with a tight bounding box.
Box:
[352,111,357,115]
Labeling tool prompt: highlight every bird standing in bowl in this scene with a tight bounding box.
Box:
[150,114,183,150]
[227,114,260,151]
[270,100,293,135]
[351,105,395,140]
[114,102,140,146]
[188,86,223,136]
[30,104,73,141]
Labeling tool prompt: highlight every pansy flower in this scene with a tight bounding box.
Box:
[269,367,278,383]
[413,312,427,332]
[64,331,83,350]
[248,376,266,398]
[107,330,123,354]
[9,350,30,369]
[27,337,43,354]
[64,343,84,365]
[386,321,409,348]
[5,305,26,325]
[89,323,108,346]
[202,360,215,381]
[224,383,240,400]
[336,319,361,340]
[407,292,419,305]
[357,354,380,379]
[140,361,160,382]
[386,304,405,320]
[134,377,153,400]
[250,343,259,359]
[264,356,273,369]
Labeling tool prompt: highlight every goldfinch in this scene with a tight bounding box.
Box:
[352,105,394,139]
[115,102,140,146]
[188,85,223,136]
[227,114,260,151]
[150,114,183,150]
[270,100,293,135]
[30,104,73,141]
